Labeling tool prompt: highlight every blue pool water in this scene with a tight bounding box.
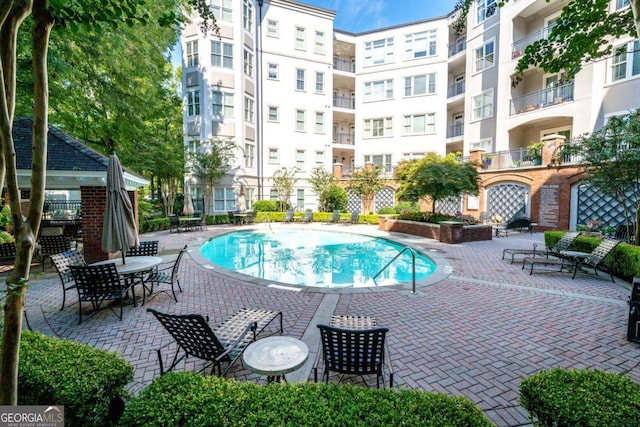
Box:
[199,229,436,288]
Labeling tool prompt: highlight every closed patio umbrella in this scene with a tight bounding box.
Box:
[183,192,195,216]
[102,152,139,263]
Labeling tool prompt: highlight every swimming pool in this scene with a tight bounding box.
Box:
[199,229,437,289]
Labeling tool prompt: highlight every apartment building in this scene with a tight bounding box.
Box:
[182,0,639,228]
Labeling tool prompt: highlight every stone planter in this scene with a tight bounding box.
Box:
[378,217,493,243]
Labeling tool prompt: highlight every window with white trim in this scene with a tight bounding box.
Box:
[296,150,305,169]
[403,113,435,135]
[295,27,306,50]
[210,0,232,22]
[296,110,306,132]
[476,0,497,24]
[315,112,324,134]
[474,40,494,73]
[212,41,233,69]
[404,30,437,59]
[315,31,325,54]
[187,90,200,116]
[315,151,324,165]
[469,138,492,151]
[268,148,279,164]
[212,90,234,119]
[363,117,393,138]
[186,41,198,67]
[364,154,392,172]
[364,38,394,66]
[214,187,236,211]
[268,106,279,122]
[363,79,393,102]
[612,40,640,82]
[244,143,255,168]
[617,0,630,10]
[402,152,426,160]
[296,69,305,91]
[269,189,278,200]
[472,89,494,121]
[315,72,324,93]
[296,189,305,209]
[267,20,278,37]
[268,63,278,80]
[244,97,254,123]
[243,0,253,32]
[243,50,253,77]
[404,74,436,96]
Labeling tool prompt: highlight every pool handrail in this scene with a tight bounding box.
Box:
[372,246,416,293]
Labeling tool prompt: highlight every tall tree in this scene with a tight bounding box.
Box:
[272,167,300,211]
[0,0,215,404]
[395,153,480,213]
[308,166,335,212]
[188,139,237,215]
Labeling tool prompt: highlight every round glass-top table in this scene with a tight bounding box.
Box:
[243,336,309,383]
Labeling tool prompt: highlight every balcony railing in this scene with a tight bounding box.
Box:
[510,81,574,116]
[480,148,540,170]
[333,58,355,73]
[512,23,555,59]
[333,133,355,145]
[447,123,464,138]
[333,96,355,109]
[448,40,466,57]
[447,80,465,98]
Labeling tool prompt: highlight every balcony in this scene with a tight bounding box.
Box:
[447,123,464,139]
[333,58,355,73]
[333,96,355,110]
[447,80,465,98]
[510,81,574,116]
[480,148,541,170]
[512,23,555,59]
[333,133,355,145]
[448,39,466,57]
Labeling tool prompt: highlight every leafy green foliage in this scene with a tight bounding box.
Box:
[308,167,335,196]
[520,368,640,427]
[271,167,300,209]
[252,200,283,212]
[121,372,494,427]
[14,331,133,427]
[322,185,348,212]
[0,205,12,231]
[0,232,14,244]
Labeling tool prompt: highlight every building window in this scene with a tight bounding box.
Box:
[268,63,278,80]
[315,151,324,165]
[214,187,236,211]
[404,30,437,60]
[268,106,279,122]
[187,90,200,116]
[364,38,394,66]
[315,112,324,133]
[267,20,278,37]
[296,68,305,91]
[210,0,232,22]
[364,117,393,138]
[243,50,253,77]
[244,143,255,168]
[244,97,254,123]
[404,74,436,96]
[295,27,306,50]
[212,41,233,69]
[296,189,305,209]
[612,40,640,82]
[296,110,306,132]
[364,154,392,173]
[269,189,278,201]
[363,79,393,102]
[472,89,494,121]
[296,150,305,169]
[212,90,234,119]
[403,113,435,135]
[186,40,198,67]
[476,0,497,24]
[315,72,324,94]
[617,0,630,10]
[243,0,253,32]
[474,40,495,73]
[315,31,325,54]
[402,152,425,161]
[268,148,279,164]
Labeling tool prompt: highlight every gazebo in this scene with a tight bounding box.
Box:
[11,117,149,262]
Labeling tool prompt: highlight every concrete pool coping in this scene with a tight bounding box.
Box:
[187,222,452,295]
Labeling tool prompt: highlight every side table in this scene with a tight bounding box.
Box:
[243,336,308,383]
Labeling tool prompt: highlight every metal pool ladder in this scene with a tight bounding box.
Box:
[372,246,417,293]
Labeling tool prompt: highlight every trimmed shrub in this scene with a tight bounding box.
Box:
[252,200,288,212]
[520,368,640,427]
[121,372,494,427]
[139,217,169,233]
[15,330,133,427]
[377,206,396,215]
[322,185,348,212]
[0,230,14,243]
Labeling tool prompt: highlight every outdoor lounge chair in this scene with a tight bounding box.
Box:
[169,214,183,233]
[330,210,341,223]
[143,245,187,304]
[313,315,393,388]
[522,238,621,282]
[349,211,360,224]
[147,307,283,377]
[502,231,580,264]
[50,249,86,311]
[284,209,294,223]
[301,209,313,222]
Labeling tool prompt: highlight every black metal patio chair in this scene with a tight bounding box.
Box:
[142,245,187,304]
[126,240,159,257]
[38,235,72,271]
[50,249,86,311]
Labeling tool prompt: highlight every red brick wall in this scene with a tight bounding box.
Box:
[378,217,492,243]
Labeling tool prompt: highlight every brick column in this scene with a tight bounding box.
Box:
[333,162,343,179]
[541,133,566,166]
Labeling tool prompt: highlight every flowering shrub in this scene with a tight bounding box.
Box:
[577,219,604,232]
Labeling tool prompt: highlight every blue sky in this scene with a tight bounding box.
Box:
[301,0,460,33]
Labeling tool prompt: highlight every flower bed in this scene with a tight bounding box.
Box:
[378,217,492,243]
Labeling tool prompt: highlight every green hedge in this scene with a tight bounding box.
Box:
[544,231,640,279]
[520,368,640,427]
[15,330,133,427]
[120,372,493,427]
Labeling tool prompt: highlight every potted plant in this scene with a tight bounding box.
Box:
[527,142,544,165]
[483,155,493,167]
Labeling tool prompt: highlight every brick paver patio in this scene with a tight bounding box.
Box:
[19,223,640,427]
